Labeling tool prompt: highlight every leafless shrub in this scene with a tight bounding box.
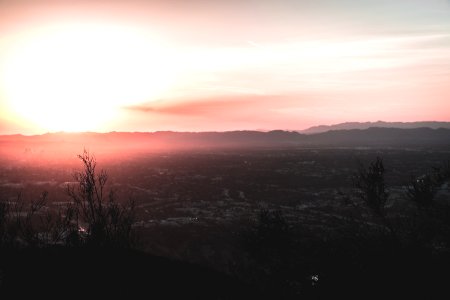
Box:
[354,157,389,217]
[0,150,136,250]
[67,149,136,248]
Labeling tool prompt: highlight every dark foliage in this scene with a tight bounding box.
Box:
[247,209,291,256]
[407,174,436,207]
[0,192,49,248]
[0,150,136,249]
[0,247,256,299]
[243,209,307,298]
[354,157,389,216]
[0,151,259,299]
[1,150,450,299]
[407,161,450,207]
[404,161,450,252]
[67,149,136,248]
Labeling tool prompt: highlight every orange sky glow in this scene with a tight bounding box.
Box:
[0,0,449,134]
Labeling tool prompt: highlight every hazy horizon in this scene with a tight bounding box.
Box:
[1,0,450,134]
[0,120,449,136]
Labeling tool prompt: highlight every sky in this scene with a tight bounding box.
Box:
[0,0,449,134]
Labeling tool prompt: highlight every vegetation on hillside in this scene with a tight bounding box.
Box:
[0,150,136,249]
[0,152,449,298]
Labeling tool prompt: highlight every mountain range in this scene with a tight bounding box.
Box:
[300,121,450,134]
[1,126,450,161]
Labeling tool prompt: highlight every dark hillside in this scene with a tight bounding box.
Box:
[0,247,256,299]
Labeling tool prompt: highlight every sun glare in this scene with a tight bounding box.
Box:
[1,22,176,132]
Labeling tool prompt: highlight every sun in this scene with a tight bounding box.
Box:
[1,22,176,132]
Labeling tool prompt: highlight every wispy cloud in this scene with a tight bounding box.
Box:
[124,94,287,116]
[1,0,450,133]
[168,33,450,97]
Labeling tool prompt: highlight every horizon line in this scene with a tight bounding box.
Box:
[2,120,450,137]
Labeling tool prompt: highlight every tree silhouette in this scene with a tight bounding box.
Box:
[354,157,389,217]
[407,174,436,208]
[67,149,136,248]
[243,209,305,298]
[0,192,48,248]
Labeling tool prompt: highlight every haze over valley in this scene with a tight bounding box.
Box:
[1,0,450,298]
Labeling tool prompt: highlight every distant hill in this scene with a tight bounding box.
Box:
[301,121,450,134]
[304,127,450,147]
[1,128,450,161]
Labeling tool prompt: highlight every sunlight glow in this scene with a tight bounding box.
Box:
[1,22,177,132]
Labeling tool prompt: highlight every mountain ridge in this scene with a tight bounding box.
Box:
[1,127,450,152]
[300,121,450,134]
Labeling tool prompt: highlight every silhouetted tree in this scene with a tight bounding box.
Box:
[0,192,49,248]
[67,149,136,248]
[407,174,436,208]
[243,209,306,298]
[432,160,450,185]
[248,209,291,257]
[0,201,9,247]
[0,150,136,250]
[405,161,450,250]
[354,157,389,217]
[39,202,81,246]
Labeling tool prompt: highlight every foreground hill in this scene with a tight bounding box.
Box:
[0,247,255,298]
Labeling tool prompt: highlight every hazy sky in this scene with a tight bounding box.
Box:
[0,0,449,133]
